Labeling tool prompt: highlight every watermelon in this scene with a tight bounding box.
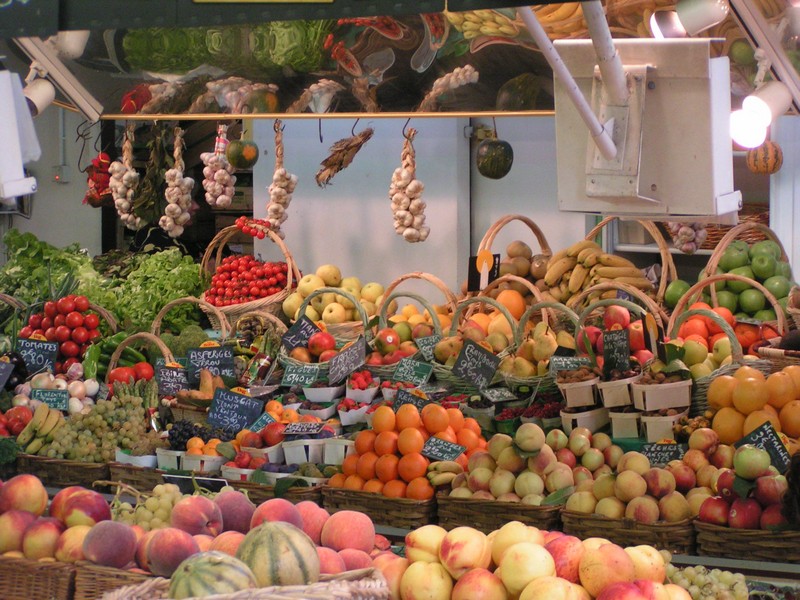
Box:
[496,73,541,112]
[476,138,514,179]
[226,139,260,169]
[235,521,320,587]
[168,551,258,599]
[746,140,782,175]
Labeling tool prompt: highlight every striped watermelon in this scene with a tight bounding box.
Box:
[236,521,320,587]
[168,551,257,599]
[746,140,783,174]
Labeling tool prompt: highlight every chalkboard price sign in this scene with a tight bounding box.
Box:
[96,382,110,402]
[549,356,591,376]
[422,437,467,462]
[452,340,500,390]
[0,361,14,389]
[31,388,69,411]
[481,387,519,403]
[187,347,236,386]
[282,316,321,351]
[734,421,791,473]
[393,358,433,386]
[248,412,276,433]
[157,367,189,396]
[603,329,631,377]
[328,336,366,385]
[281,363,320,387]
[641,443,687,466]
[284,422,325,436]
[394,389,432,411]
[207,388,263,433]
[416,335,441,362]
[18,339,58,373]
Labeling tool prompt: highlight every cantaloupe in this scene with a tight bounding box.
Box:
[168,551,257,599]
[235,522,320,587]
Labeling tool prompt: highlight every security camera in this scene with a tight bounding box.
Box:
[23,77,55,117]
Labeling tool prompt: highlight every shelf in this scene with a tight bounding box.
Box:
[614,243,714,257]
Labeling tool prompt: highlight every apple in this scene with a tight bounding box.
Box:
[374,327,402,355]
[604,305,631,330]
[261,422,286,447]
[754,475,788,507]
[698,496,729,525]
[360,282,384,304]
[628,321,646,352]
[315,264,342,287]
[318,349,338,362]
[297,274,326,298]
[322,302,347,324]
[728,497,762,529]
[712,337,732,365]
[307,331,336,357]
[577,326,602,354]
[760,504,789,530]
[714,469,736,502]
[733,444,771,480]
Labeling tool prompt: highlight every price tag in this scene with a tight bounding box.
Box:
[281,363,320,387]
[393,358,433,386]
[31,388,69,411]
[603,329,631,377]
[96,382,110,402]
[328,336,366,385]
[640,443,687,466]
[452,340,499,390]
[422,437,466,462]
[284,422,325,436]
[415,335,441,362]
[0,360,14,388]
[18,339,58,373]
[207,388,263,433]
[394,389,433,411]
[248,412,276,433]
[481,387,518,403]
[548,356,591,376]
[281,316,321,351]
[734,421,791,473]
[156,356,188,369]
[157,366,189,396]
[187,347,236,386]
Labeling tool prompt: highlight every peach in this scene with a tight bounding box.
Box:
[515,471,545,498]
[487,434,514,460]
[193,534,214,551]
[468,451,497,473]
[135,529,158,570]
[546,429,569,451]
[581,448,605,472]
[48,486,85,522]
[634,580,671,600]
[556,448,577,469]
[625,496,661,524]
[666,462,696,494]
[568,434,591,457]
[130,524,145,544]
[405,525,447,563]
[688,427,719,456]
[575,479,595,493]
[439,526,491,580]
[591,432,612,451]
[688,490,712,516]
[171,495,223,536]
[452,567,508,600]
[489,469,517,497]
[451,472,468,489]
[22,517,65,560]
[214,489,255,534]
[317,546,346,574]
[624,544,666,582]
[496,492,521,502]
[528,444,557,476]
[593,464,613,479]
[617,452,650,475]
[145,527,200,577]
[596,497,626,519]
[754,475,789,507]
[710,444,734,469]
[761,503,789,529]
[543,530,564,544]
[250,498,303,530]
[496,541,556,597]
[615,470,647,503]
[400,560,453,600]
[643,468,676,499]
[339,548,373,570]
[515,423,546,452]
[83,520,138,568]
[54,524,91,563]
[572,466,593,485]
[546,464,575,493]
[450,487,473,499]
[375,534,391,551]
[321,510,375,553]
[695,464,718,489]
[664,583,693,600]
[595,582,648,600]
[209,531,245,556]
[519,576,584,600]
[0,510,38,553]
[491,521,545,565]
[603,445,624,469]
[472,491,495,500]
[592,473,617,499]
[570,427,593,442]
[545,534,584,583]
[295,501,330,545]
[682,449,710,472]
[374,554,408,599]
[581,537,611,551]
[565,491,597,514]
[61,489,112,527]
[497,446,526,474]
[578,543,636,597]
[658,491,691,523]
[0,474,48,516]
[468,468,494,493]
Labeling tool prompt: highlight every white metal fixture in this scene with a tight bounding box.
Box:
[0,70,41,203]
[650,0,730,38]
[22,63,56,117]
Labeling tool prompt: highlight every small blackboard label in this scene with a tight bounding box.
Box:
[467,252,500,292]
[248,412,276,433]
[452,339,499,390]
[603,329,631,377]
[734,421,791,473]
[481,387,518,403]
[416,335,441,362]
[156,357,189,369]
[616,290,633,302]
[157,366,189,396]
[282,363,320,387]
[0,361,14,388]
[31,388,68,411]
[282,316,321,351]
[284,422,325,436]
[96,382,110,402]
[18,339,58,373]
[422,437,466,461]
[549,355,591,376]
[207,388,263,432]
[187,347,236,385]
[394,389,432,411]
[328,336,366,385]
[393,358,433,386]
[641,443,687,466]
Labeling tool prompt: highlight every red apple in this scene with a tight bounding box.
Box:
[710,445,734,469]
[381,350,405,365]
[665,461,696,494]
[577,326,602,354]
[318,349,338,362]
[365,351,383,366]
[261,422,286,448]
[556,448,577,469]
[698,496,729,526]
[633,349,653,366]
[728,497,762,529]
[714,469,736,503]
[628,321,646,352]
[375,328,401,355]
[604,305,631,331]
[307,331,336,357]
[61,490,112,527]
[760,504,789,530]
[0,474,49,516]
[753,475,788,507]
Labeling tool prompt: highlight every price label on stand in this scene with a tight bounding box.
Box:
[422,437,466,462]
[328,336,366,385]
[31,388,68,411]
[415,335,441,362]
[394,389,432,412]
[452,340,499,390]
[481,387,518,403]
[18,339,58,373]
[603,329,631,377]
[393,358,433,386]
[641,443,687,466]
[157,366,189,396]
[548,356,591,376]
[248,412,276,433]
[207,388,263,433]
[281,364,320,387]
[187,347,236,385]
[282,316,321,351]
[283,422,325,436]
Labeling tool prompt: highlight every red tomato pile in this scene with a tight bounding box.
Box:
[1,406,34,437]
[18,295,104,374]
[205,256,295,307]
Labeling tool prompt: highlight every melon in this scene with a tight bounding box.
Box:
[168,551,257,599]
[496,73,541,111]
[235,521,320,587]
[226,139,260,169]
[476,138,514,179]
[746,140,782,175]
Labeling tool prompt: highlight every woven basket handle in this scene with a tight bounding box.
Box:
[463,273,552,325]
[233,311,288,336]
[106,332,175,381]
[518,301,580,340]
[477,214,553,258]
[297,286,372,340]
[151,296,231,339]
[377,291,443,335]
[379,271,459,314]
[88,302,118,334]
[567,281,667,329]
[449,296,522,347]
[0,293,27,311]
[669,308,744,363]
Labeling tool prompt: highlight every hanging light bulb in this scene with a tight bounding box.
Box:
[651,0,730,38]
[742,81,793,128]
[730,109,767,148]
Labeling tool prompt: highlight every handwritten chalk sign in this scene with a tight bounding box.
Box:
[283,422,325,436]
[157,366,189,396]
[394,389,433,411]
[248,412,276,433]
[31,388,69,411]
[482,387,519,403]
[155,357,189,369]
[416,335,441,362]
[603,329,631,377]
[328,336,366,385]
[393,358,433,386]
[207,388,263,432]
[734,421,791,473]
[452,340,500,390]
[282,363,320,387]
[641,443,687,466]
[0,361,14,388]
[282,316,321,351]
[422,437,466,462]
[187,347,236,386]
[18,339,58,373]
[549,356,592,376]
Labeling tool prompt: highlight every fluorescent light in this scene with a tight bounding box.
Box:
[650,0,729,38]
[742,81,793,127]
[730,109,767,148]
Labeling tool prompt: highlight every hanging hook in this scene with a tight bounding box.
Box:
[75,119,93,173]
[318,119,324,144]
[402,117,412,140]
[351,117,360,136]
[274,119,285,133]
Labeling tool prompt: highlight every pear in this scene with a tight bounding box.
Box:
[498,355,515,375]
[532,324,558,362]
[434,336,464,364]
[486,332,510,353]
[517,338,536,363]
[556,329,576,350]
[512,357,537,378]
[461,320,487,343]
[537,360,549,376]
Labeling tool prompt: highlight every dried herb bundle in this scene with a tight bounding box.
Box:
[315,127,374,187]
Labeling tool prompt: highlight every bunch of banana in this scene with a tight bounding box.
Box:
[16,403,65,455]
[445,9,520,40]
[533,3,586,38]
[426,460,464,486]
[542,239,654,305]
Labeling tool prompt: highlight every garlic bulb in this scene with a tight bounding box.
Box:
[389,128,428,243]
[265,120,296,239]
[110,124,143,230]
[161,127,193,238]
[202,124,236,208]
[666,222,708,255]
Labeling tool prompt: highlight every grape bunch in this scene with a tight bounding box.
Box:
[667,563,749,600]
[114,483,185,532]
[167,419,236,450]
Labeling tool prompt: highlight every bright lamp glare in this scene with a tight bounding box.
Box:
[742,96,775,129]
[743,81,793,127]
[730,109,767,148]
[676,0,729,36]
[650,11,687,39]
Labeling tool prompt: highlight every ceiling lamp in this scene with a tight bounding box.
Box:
[730,81,792,148]
[22,63,55,117]
[650,0,730,38]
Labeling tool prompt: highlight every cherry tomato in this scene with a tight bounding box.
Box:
[28,314,42,329]
[43,301,58,319]
[56,297,75,315]
[65,311,84,329]
[83,313,100,330]
[133,362,155,381]
[71,327,89,344]
[18,326,33,339]
[40,316,53,330]
[32,328,44,337]
[87,329,102,343]
[73,295,90,312]
[53,314,66,327]
[44,327,57,342]
[60,341,80,358]
[54,325,71,343]
[108,366,136,385]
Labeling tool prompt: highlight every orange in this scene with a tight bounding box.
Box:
[455,453,469,470]
[733,365,765,382]
[398,428,425,455]
[434,427,457,444]
[496,289,526,320]
[328,473,347,487]
[186,447,203,456]
[707,307,734,335]
[343,474,365,491]
[707,375,737,410]
[712,407,746,444]
[732,377,769,414]
[463,417,482,437]
[763,403,779,420]
[372,406,397,433]
[382,480,407,498]
[406,477,435,500]
[265,400,283,416]
[186,437,205,450]
[230,440,241,452]
[202,447,220,457]
[282,409,300,423]
[767,371,797,410]
[689,301,713,313]
[708,332,727,350]
[205,438,222,448]
[456,427,481,451]
[678,318,708,341]
[235,430,251,444]
[342,454,359,476]
[396,404,421,430]
[734,323,760,352]
[356,452,379,481]
[375,454,400,483]
[355,430,377,455]
[362,479,385,494]
[782,366,800,399]
[300,414,320,423]
[446,408,465,433]
[422,404,450,434]
[743,410,781,436]
[398,452,429,483]
[374,431,399,456]
[780,400,800,438]
[417,426,431,442]
[468,313,492,335]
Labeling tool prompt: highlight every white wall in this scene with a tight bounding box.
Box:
[771,116,799,274]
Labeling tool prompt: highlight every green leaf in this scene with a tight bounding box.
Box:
[732,474,757,499]
[274,476,309,498]
[542,485,575,506]
[250,470,270,485]
[216,442,237,460]
[512,443,541,460]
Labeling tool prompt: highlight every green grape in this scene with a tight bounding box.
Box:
[144,497,160,512]
[152,484,166,497]
[149,518,165,530]
[135,508,154,523]
[153,507,170,522]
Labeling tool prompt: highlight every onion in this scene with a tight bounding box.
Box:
[67,380,86,400]
[68,397,83,415]
[12,394,29,407]
[52,378,68,391]
[15,383,31,397]
[83,379,100,398]
[28,399,42,411]
[30,373,54,390]
[66,362,84,381]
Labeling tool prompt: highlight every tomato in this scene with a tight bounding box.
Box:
[28,314,42,329]
[6,406,32,425]
[60,341,80,358]
[56,297,75,315]
[71,326,89,344]
[43,301,58,319]
[54,325,71,343]
[18,326,33,339]
[73,295,89,312]
[44,327,57,342]
[87,329,102,343]
[32,329,44,337]
[133,362,155,381]
[108,366,136,385]
[65,311,84,329]
[83,313,100,330]
[40,316,53,330]
[53,314,66,327]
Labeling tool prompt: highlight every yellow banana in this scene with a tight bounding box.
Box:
[544,256,578,287]
[613,276,655,290]
[30,403,50,430]
[429,461,464,474]
[601,290,619,300]
[593,266,646,279]
[538,2,581,25]
[15,420,37,448]
[37,409,62,438]
[598,253,637,268]
[25,437,45,455]
[549,286,566,302]
[566,239,601,258]
[559,280,569,295]
[427,472,458,486]
[45,418,65,443]
[534,3,564,18]
[568,264,588,294]
[548,248,569,264]
[577,245,601,263]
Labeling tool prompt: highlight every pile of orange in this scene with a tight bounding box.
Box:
[264,399,335,425]
[186,436,225,455]
[327,403,486,501]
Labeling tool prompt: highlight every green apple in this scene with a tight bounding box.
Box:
[321,301,347,324]
[718,247,750,272]
[730,240,750,253]
[698,267,726,291]
[749,240,782,261]
[690,363,713,380]
[315,264,342,287]
[738,288,766,315]
[719,355,733,367]
[682,339,709,366]
[392,321,413,343]
[763,275,792,300]
[754,309,777,322]
[750,253,777,280]
[775,261,793,280]
[703,356,719,372]
[335,286,360,309]
[734,312,749,321]
[716,290,738,313]
[712,337,732,364]
[665,279,691,309]
[340,276,363,291]
[360,282,385,304]
[297,273,326,298]
[282,291,304,320]
[729,38,756,66]
[726,266,755,293]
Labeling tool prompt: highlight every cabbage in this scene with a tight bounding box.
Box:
[252,20,333,73]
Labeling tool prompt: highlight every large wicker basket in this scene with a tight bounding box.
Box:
[16,454,111,491]
[561,510,695,554]
[152,296,232,339]
[694,204,770,250]
[0,555,76,600]
[108,462,165,491]
[73,563,152,600]
[88,301,120,333]
[567,280,669,329]
[380,271,459,318]
[436,492,561,533]
[789,285,800,330]
[227,480,325,505]
[693,521,800,562]
[322,487,436,530]
[105,331,176,378]
[295,286,372,345]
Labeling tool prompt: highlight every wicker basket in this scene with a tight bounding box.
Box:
[16,454,111,491]
[380,271,459,317]
[789,285,800,330]
[0,555,76,600]
[436,492,561,534]
[200,225,302,328]
[694,520,800,562]
[694,204,770,250]
[0,459,17,479]
[108,462,164,491]
[0,292,27,311]
[567,281,668,329]
[232,311,289,337]
[226,480,325,505]
[151,296,232,339]
[561,510,695,554]
[101,567,389,600]
[322,487,436,530]
[88,301,120,333]
[74,563,153,600]
[757,344,800,370]
[105,332,176,382]
[296,286,372,345]
[461,273,548,323]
